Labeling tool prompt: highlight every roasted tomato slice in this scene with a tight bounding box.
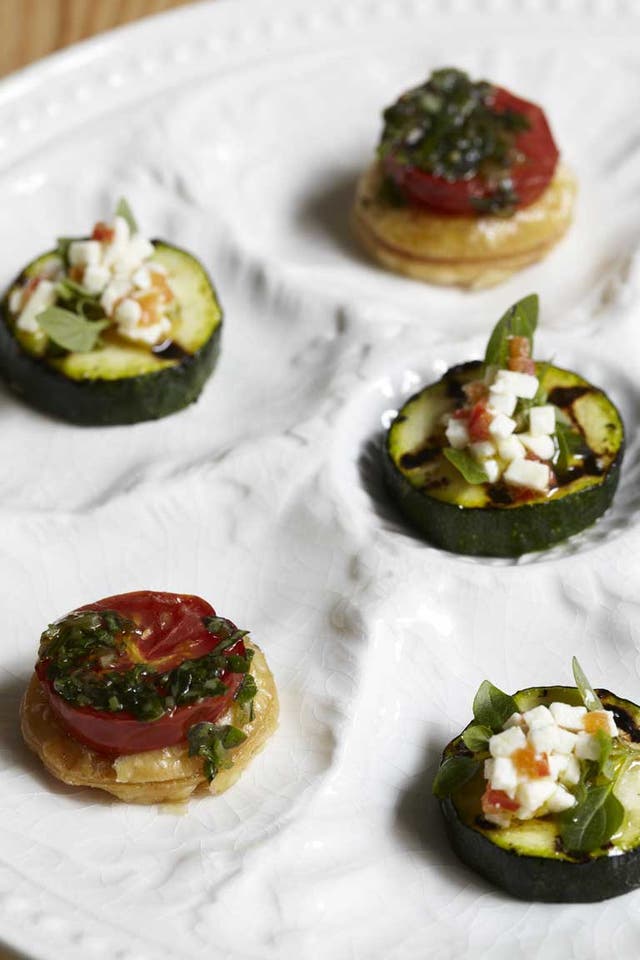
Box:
[35,591,249,756]
[383,86,559,215]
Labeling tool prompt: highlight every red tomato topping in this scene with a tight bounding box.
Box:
[92,221,115,242]
[468,403,493,443]
[507,336,536,375]
[481,787,520,815]
[463,381,489,404]
[36,591,248,756]
[383,86,559,216]
[512,745,550,779]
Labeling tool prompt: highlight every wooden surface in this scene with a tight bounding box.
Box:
[0,0,200,77]
[0,3,203,957]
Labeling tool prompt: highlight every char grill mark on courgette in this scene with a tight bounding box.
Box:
[0,241,222,425]
[384,361,624,556]
[439,687,640,902]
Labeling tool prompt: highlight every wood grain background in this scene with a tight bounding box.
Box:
[0,0,199,77]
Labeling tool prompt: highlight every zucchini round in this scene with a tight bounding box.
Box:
[384,361,624,556]
[0,242,222,425]
[440,686,640,902]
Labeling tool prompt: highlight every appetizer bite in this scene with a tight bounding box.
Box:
[352,67,575,288]
[21,591,278,804]
[433,659,640,902]
[0,201,222,424]
[384,294,623,556]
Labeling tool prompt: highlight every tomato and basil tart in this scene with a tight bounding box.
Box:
[352,68,575,288]
[384,294,623,557]
[434,660,640,902]
[0,199,222,424]
[21,591,278,804]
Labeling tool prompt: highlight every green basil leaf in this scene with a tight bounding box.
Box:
[473,680,519,732]
[37,307,108,353]
[115,197,138,234]
[554,420,583,473]
[443,448,489,484]
[56,276,97,301]
[594,728,615,779]
[462,723,492,752]
[432,755,480,798]
[572,656,604,712]
[484,294,539,368]
[56,236,74,266]
[560,784,624,853]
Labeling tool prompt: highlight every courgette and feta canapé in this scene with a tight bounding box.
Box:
[21,591,278,804]
[352,67,575,288]
[433,660,640,902]
[0,201,222,424]
[384,294,623,556]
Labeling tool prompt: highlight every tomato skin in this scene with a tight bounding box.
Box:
[37,591,247,756]
[482,787,520,815]
[383,86,559,215]
[468,403,493,443]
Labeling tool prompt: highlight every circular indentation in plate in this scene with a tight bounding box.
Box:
[331,344,640,565]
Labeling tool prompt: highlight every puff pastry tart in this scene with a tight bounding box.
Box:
[352,68,576,288]
[21,591,278,804]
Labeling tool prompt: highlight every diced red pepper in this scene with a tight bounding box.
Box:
[481,787,520,815]
[92,221,115,243]
[507,336,536,375]
[468,402,493,442]
[512,745,550,778]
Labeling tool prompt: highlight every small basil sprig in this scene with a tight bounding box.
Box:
[472,680,518,731]
[115,197,138,234]
[559,780,624,855]
[555,420,584,473]
[572,656,604,712]
[36,306,109,353]
[443,448,489,485]
[187,721,247,782]
[484,293,538,368]
[432,755,480,799]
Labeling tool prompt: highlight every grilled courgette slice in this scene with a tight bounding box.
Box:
[0,242,222,425]
[439,685,640,902]
[384,360,623,557]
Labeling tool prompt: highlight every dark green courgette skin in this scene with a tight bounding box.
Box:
[383,456,622,557]
[0,243,222,426]
[384,362,624,557]
[440,687,640,902]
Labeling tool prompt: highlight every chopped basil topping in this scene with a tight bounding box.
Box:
[38,610,254,722]
[187,721,248,782]
[379,67,530,210]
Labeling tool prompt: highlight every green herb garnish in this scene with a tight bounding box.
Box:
[484,294,538,368]
[559,780,624,855]
[443,448,489,485]
[572,656,604,712]
[472,680,519,732]
[36,306,108,353]
[115,197,138,234]
[187,722,247,782]
[432,755,480,799]
[462,723,492,752]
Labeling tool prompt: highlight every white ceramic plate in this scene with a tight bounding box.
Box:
[2,1,640,957]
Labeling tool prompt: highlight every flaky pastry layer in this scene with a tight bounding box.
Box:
[351,161,576,289]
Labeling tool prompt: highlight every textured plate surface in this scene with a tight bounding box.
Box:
[1,1,640,958]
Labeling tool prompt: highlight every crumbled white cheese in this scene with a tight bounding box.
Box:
[483,459,500,484]
[83,264,110,295]
[519,433,555,461]
[469,441,495,461]
[445,419,470,450]
[529,404,556,436]
[68,239,102,267]
[493,369,539,399]
[523,704,555,730]
[549,702,587,731]
[497,436,526,462]
[488,389,517,417]
[503,459,550,493]
[16,280,56,333]
[488,413,516,439]
[489,726,527,757]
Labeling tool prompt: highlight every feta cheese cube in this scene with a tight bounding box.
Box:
[549,702,587,731]
[119,316,171,346]
[523,705,555,730]
[112,215,130,246]
[497,436,526,462]
[529,405,556,436]
[546,784,576,813]
[132,267,152,290]
[488,413,516,439]
[445,418,470,450]
[503,458,550,493]
[493,369,539,400]
[488,389,517,417]
[529,725,560,754]
[129,234,155,263]
[100,277,131,316]
[8,287,23,314]
[516,778,557,813]
[575,732,600,761]
[554,728,578,754]
[548,754,569,779]
[83,264,110,295]
[519,433,555,461]
[469,441,495,461]
[114,297,142,330]
[68,240,102,267]
[489,726,526,757]
[483,459,500,484]
[503,712,524,729]
[560,754,581,787]
[16,279,56,333]
[490,757,518,795]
